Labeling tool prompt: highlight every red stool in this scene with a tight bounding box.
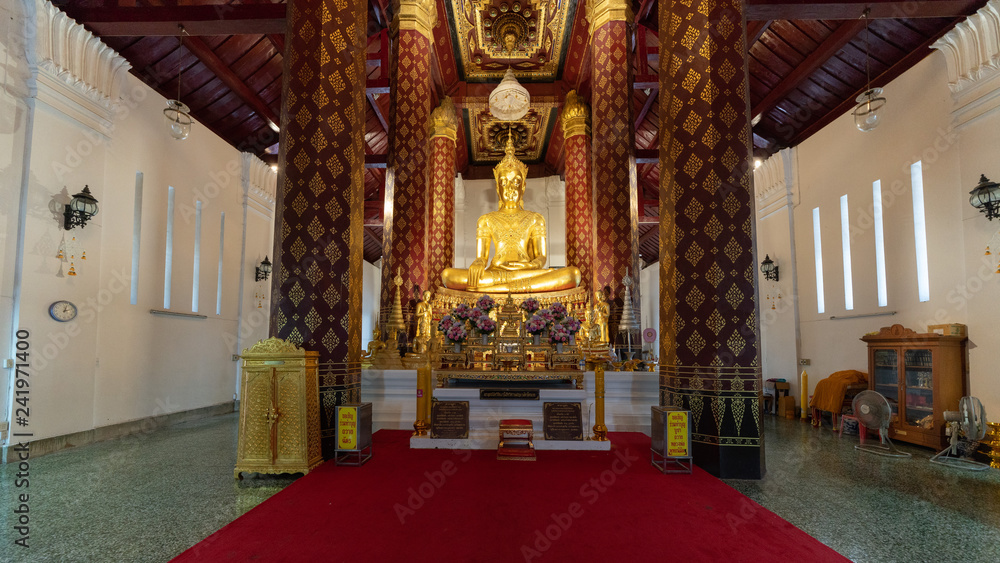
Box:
[838,414,866,444]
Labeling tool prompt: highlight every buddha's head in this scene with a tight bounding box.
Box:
[493,133,528,210]
[423,290,432,303]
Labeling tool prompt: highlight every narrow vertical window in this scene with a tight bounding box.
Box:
[873,180,888,307]
[192,200,202,312]
[164,186,175,309]
[130,172,143,305]
[911,161,930,302]
[216,212,225,316]
[813,207,825,314]
[840,195,854,310]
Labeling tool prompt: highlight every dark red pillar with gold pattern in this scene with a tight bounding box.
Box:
[426,97,458,292]
[380,0,437,314]
[658,0,764,479]
[269,0,367,457]
[588,0,641,328]
[560,90,595,293]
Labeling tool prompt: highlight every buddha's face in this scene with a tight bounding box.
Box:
[498,170,524,207]
[504,33,517,53]
[423,290,432,302]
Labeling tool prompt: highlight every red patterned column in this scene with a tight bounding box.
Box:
[269,0,367,457]
[658,0,763,479]
[380,0,436,314]
[426,97,458,291]
[589,0,640,325]
[561,90,596,293]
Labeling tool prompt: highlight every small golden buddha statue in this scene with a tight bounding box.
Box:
[441,136,582,293]
[413,291,433,354]
[592,291,610,345]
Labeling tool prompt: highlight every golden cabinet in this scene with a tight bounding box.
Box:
[235,338,322,479]
[861,325,967,450]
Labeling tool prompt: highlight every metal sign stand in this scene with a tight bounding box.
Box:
[650,406,693,474]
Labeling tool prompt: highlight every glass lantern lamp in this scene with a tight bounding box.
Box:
[969,174,1000,220]
[164,100,193,140]
[64,185,99,230]
[853,88,886,132]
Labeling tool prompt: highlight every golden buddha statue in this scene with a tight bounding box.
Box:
[413,290,433,354]
[593,291,610,345]
[441,136,581,293]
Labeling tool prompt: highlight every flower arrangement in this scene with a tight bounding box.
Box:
[475,316,497,334]
[438,314,456,332]
[445,323,468,344]
[536,308,555,323]
[452,303,472,320]
[549,302,567,320]
[469,307,484,320]
[562,316,582,334]
[549,324,570,344]
[519,297,540,314]
[476,294,496,312]
[525,314,548,335]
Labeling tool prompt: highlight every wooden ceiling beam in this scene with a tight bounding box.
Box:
[639,225,660,245]
[66,5,286,36]
[182,35,280,131]
[785,16,965,147]
[635,89,659,131]
[747,20,772,46]
[747,0,981,21]
[751,19,866,123]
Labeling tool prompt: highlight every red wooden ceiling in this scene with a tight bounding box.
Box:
[61,0,985,265]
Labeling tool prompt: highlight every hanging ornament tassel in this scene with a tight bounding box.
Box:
[81,250,86,260]
[986,245,992,256]
[68,263,77,276]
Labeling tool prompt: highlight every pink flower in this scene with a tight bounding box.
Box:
[476,295,496,311]
[526,315,548,335]
[563,317,581,334]
[452,303,471,320]
[445,323,467,343]
[550,302,567,319]
[520,298,540,313]
[475,316,496,333]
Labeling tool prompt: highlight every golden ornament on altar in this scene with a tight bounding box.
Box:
[592,291,610,345]
[441,134,581,293]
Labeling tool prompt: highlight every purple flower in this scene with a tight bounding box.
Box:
[550,302,567,319]
[438,315,455,332]
[537,308,555,323]
[475,316,496,334]
[520,297,540,314]
[549,326,570,344]
[452,303,471,320]
[445,323,467,343]
[476,295,496,312]
[469,307,484,320]
[525,315,548,335]
[562,317,582,334]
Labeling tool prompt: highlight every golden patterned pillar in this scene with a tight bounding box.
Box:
[269,0,367,458]
[561,90,596,293]
[588,0,641,326]
[380,0,436,315]
[426,97,458,291]
[658,0,763,479]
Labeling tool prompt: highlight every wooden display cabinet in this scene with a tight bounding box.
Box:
[861,324,968,450]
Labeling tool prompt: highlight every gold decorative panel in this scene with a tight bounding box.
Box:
[449,0,573,81]
[466,105,554,162]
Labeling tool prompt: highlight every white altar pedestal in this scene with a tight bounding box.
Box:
[361,369,658,451]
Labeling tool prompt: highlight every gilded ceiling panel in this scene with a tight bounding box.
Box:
[466,106,555,163]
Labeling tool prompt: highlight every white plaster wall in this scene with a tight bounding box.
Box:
[755,203,801,396]
[10,66,275,441]
[639,263,659,351]
[0,0,33,432]
[790,53,974,409]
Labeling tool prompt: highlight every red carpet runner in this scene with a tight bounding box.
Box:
[174,431,846,562]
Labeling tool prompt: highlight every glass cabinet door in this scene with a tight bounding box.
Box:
[903,348,934,429]
[873,349,899,418]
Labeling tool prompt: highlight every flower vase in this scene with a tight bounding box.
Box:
[481,334,489,345]
[454,342,461,353]
[557,343,564,353]
[533,334,541,345]
[569,334,576,346]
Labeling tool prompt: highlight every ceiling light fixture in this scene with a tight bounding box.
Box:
[164,25,193,140]
[852,8,886,132]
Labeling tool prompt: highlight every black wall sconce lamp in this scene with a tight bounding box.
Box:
[63,185,99,230]
[255,256,272,282]
[970,174,1000,221]
[760,254,779,282]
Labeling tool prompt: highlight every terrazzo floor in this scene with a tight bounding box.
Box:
[1,412,998,562]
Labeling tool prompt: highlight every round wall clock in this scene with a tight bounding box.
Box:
[49,300,78,322]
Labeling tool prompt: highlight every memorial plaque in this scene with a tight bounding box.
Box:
[543,402,583,441]
[480,388,540,400]
[431,401,469,439]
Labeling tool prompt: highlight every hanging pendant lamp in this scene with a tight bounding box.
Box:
[164,25,194,140]
[852,8,886,132]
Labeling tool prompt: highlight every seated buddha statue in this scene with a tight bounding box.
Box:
[441,136,582,293]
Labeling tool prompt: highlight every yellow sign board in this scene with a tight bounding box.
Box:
[666,411,688,457]
[338,406,358,450]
